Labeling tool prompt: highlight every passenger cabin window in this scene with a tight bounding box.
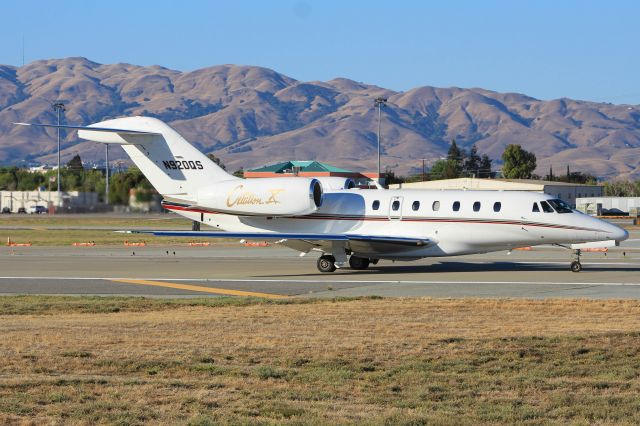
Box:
[452,201,461,212]
[540,200,555,213]
[412,201,420,211]
[547,199,573,213]
[532,203,540,212]
[473,201,481,212]
[372,200,380,210]
[432,201,440,211]
[391,200,400,211]
[493,202,501,212]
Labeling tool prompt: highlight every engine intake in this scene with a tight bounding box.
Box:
[315,177,356,190]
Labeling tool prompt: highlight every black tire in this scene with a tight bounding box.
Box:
[570,261,582,273]
[317,255,336,273]
[349,256,370,270]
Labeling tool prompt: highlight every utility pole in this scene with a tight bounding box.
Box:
[52,102,65,207]
[421,159,427,182]
[374,97,387,185]
[105,144,109,205]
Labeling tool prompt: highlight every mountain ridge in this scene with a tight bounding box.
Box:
[1,57,639,179]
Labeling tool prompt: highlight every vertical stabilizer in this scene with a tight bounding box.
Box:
[76,116,237,199]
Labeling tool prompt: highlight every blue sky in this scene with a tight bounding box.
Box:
[2,0,640,103]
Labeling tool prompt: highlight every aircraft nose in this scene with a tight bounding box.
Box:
[610,224,629,242]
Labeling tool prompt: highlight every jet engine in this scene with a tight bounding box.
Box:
[315,177,356,190]
[197,177,323,216]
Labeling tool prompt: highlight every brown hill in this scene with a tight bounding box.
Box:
[1,57,639,179]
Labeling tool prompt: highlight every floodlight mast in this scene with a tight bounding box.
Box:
[105,144,109,205]
[374,97,387,185]
[52,102,65,206]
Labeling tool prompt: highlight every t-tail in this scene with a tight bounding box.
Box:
[14,117,324,216]
[15,117,239,203]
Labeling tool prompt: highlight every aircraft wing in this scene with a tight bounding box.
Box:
[123,230,434,252]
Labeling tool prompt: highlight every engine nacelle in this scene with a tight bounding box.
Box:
[197,177,323,216]
[315,177,356,190]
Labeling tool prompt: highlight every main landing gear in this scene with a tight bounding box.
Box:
[570,249,582,273]
[348,255,370,270]
[317,255,337,273]
[316,254,376,273]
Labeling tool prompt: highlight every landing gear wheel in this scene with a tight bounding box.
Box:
[570,261,582,273]
[570,248,582,273]
[349,256,370,270]
[317,255,337,273]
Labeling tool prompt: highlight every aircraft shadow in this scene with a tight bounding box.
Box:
[254,261,640,278]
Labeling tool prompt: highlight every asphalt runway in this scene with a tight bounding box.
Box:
[1,233,640,299]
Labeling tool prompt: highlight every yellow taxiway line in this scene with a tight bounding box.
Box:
[110,278,288,299]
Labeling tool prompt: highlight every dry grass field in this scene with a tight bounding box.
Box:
[1,296,640,425]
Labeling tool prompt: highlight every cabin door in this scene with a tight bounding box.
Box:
[388,196,403,221]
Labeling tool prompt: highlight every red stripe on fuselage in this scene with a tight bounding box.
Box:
[162,205,599,232]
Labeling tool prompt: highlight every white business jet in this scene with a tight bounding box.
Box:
[15,117,628,273]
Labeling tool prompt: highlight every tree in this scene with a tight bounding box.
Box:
[383,166,404,185]
[108,167,154,205]
[604,180,640,197]
[430,159,460,180]
[501,144,537,179]
[447,139,464,161]
[478,154,493,178]
[445,139,463,178]
[66,154,84,173]
[207,153,227,170]
[463,144,481,177]
[546,165,554,181]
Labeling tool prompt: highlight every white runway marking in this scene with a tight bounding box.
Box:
[0,276,639,287]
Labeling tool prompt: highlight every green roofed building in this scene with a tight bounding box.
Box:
[245,161,379,182]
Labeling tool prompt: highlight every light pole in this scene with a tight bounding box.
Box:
[105,144,109,206]
[52,102,65,205]
[374,97,387,185]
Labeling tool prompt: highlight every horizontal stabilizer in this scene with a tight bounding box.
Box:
[13,122,160,135]
[13,122,160,145]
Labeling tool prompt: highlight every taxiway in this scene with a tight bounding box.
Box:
[1,236,639,299]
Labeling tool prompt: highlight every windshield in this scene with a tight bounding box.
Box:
[547,199,573,213]
[540,200,554,213]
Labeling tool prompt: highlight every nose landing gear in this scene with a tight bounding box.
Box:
[570,249,582,272]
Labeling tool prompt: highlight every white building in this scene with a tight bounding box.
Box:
[576,197,640,216]
[390,178,603,208]
[0,190,100,213]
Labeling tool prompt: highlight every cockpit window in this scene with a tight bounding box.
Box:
[547,199,573,213]
[540,200,555,213]
[532,203,540,212]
